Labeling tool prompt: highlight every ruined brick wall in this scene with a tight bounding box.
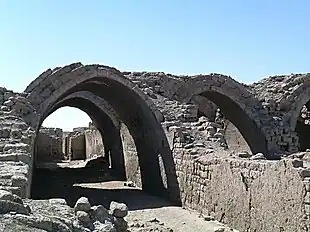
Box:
[62,135,69,159]
[84,128,104,159]
[223,120,251,154]
[120,123,141,187]
[125,72,310,231]
[34,125,105,162]
[248,74,310,153]
[70,133,85,160]
[1,64,310,231]
[173,153,309,231]
[0,87,36,198]
[161,113,309,231]
[35,127,63,163]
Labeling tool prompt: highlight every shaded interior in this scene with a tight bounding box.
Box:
[32,76,181,204]
[295,101,310,151]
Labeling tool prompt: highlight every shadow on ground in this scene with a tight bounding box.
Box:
[31,167,176,210]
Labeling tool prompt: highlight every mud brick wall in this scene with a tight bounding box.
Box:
[70,133,85,160]
[35,127,63,163]
[120,123,141,187]
[84,128,104,159]
[35,132,63,163]
[173,152,310,232]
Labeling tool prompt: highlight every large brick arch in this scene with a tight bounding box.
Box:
[25,63,181,203]
[174,74,269,156]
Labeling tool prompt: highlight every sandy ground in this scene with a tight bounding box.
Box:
[33,162,239,232]
[77,181,239,232]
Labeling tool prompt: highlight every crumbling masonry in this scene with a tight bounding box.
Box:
[35,123,105,163]
[0,63,310,231]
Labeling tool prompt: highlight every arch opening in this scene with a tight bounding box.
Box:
[39,96,125,177]
[35,106,95,164]
[196,91,268,155]
[28,68,180,204]
[282,83,310,152]
[31,105,123,202]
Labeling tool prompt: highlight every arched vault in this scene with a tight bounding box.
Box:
[25,63,180,203]
[174,74,268,156]
[39,92,125,179]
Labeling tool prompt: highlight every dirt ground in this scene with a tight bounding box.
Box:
[77,181,239,232]
[32,162,239,232]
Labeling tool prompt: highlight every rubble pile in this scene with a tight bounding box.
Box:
[0,190,130,232]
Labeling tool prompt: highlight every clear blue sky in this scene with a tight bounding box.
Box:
[0,1,309,130]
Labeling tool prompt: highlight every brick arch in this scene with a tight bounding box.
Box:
[25,63,180,203]
[276,74,310,151]
[40,91,122,167]
[278,74,310,130]
[51,91,121,128]
[174,74,269,157]
[38,92,126,180]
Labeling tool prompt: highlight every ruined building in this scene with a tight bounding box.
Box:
[35,123,105,163]
[0,63,310,231]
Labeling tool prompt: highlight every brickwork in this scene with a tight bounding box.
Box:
[35,127,63,163]
[0,63,310,231]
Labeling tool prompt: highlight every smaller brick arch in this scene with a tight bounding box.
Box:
[38,92,126,179]
[276,74,310,151]
[174,74,269,156]
[278,74,310,130]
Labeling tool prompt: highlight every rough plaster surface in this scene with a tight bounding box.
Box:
[174,156,308,231]
[35,130,63,162]
[120,123,141,187]
[84,128,104,159]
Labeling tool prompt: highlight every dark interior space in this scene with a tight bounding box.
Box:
[294,101,310,152]
[295,119,310,151]
[31,167,174,210]
[41,97,126,179]
[30,72,181,205]
[63,78,180,203]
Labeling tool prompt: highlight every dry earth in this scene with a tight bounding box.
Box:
[31,161,239,232]
[78,180,239,232]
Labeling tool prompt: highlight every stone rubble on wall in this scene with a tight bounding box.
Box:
[123,71,187,100]
[0,88,36,198]
[121,71,310,231]
[125,71,310,155]
[165,115,229,153]
[125,75,240,157]
[248,73,310,153]
[123,73,225,144]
